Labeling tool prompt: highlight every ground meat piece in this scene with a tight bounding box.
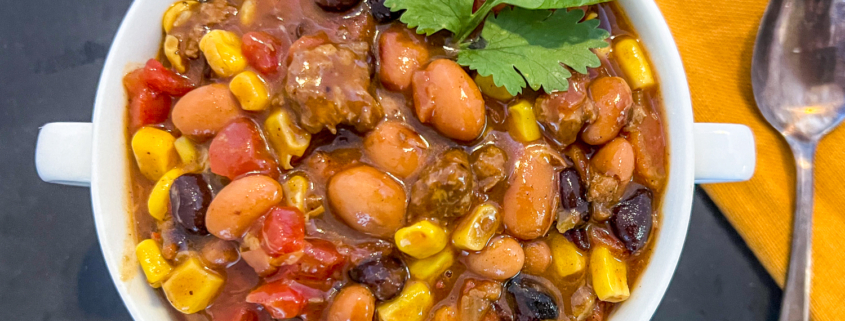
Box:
[458,279,502,321]
[410,149,474,219]
[534,75,592,146]
[175,0,237,59]
[471,145,507,192]
[586,171,622,221]
[286,41,382,134]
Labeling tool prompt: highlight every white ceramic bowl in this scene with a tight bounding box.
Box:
[35,0,757,320]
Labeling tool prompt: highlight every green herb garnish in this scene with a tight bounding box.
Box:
[383,0,611,95]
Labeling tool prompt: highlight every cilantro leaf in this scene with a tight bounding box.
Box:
[457,7,609,95]
[501,0,612,9]
[383,0,473,36]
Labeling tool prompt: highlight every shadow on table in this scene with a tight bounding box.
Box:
[77,242,131,320]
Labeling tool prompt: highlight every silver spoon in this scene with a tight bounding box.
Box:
[752,0,845,320]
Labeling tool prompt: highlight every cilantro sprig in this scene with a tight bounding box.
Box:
[383,0,611,95]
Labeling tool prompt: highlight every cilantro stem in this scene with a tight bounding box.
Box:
[454,0,506,44]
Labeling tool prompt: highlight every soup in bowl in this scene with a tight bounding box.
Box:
[35,0,756,320]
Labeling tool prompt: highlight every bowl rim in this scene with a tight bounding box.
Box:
[88,0,695,320]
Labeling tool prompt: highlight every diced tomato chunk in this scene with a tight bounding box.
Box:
[262,207,306,256]
[297,239,345,279]
[209,118,280,180]
[245,281,305,320]
[242,32,286,75]
[141,59,195,96]
[124,69,171,131]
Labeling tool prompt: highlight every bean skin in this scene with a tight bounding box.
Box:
[327,284,376,321]
[379,26,429,91]
[172,84,242,140]
[412,59,486,141]
[328,165,407,238]
[206,175,283,240]
[522,240,552,274]
[581,77,633,145]
[364,120,429,178]
[591,137,635,183]
[503,146,559,240]
[466,235,525,280]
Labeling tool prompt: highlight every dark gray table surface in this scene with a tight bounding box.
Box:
[0,0,782,320]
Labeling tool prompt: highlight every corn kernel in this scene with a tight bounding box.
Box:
[507,99,542,142]
[408,248,454,283]
[132,127,178,181]
[395,221,448,259]
[282,175,324,217]
[590,245,630,303]
[148,168,185,221]
[229,71,270,111]
[265,109,311,170]
[549,232,587,278]
[162,1,199,33]
[164,35,187,73]
[474,74,514,101]
[240,0,257,26]
[162,256,225,314]
[613,37,655,90]
[136,239,172,288]
[377,281,434,321]
[433,305,458,321]
[174,136,205,173]
[200,30,247,77]
[452,203,501,251]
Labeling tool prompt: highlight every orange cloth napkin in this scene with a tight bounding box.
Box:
[653,1,845,319]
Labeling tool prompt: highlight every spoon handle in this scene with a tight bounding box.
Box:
[779,139,816,321]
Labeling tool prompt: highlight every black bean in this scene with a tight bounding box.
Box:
[348,254,407,301]
[367,0,403,23]
[564,228,590,251]
[610,188,653,253]
[505,276,559,321]
[559,168,590,224]
[315,0,361,12]
[170,173,213,235]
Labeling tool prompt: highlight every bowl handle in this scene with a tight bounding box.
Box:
[35,122,93,187]
[693,123,756,184]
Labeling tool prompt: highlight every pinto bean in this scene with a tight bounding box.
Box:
[172,84,242,140]
[466,235,525,280]
[327,284,376,321]
[412,59,486,141]
[591,137,635,183]
[379,26,430,91]
[522,240,552,274]
[503,146,560,240]
[364,120,429,178]
[581,77,633,145]
[327,165,407,238]
[206,175,283,240]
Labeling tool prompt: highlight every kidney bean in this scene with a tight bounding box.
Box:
[348,254,408,301]
[559,168,590,228]
[611,188,654,253]
[368,0,402,23]
[563,228,590,251]
[315,0,361,12]
[170,173,213,234]
[505,276,559,321]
